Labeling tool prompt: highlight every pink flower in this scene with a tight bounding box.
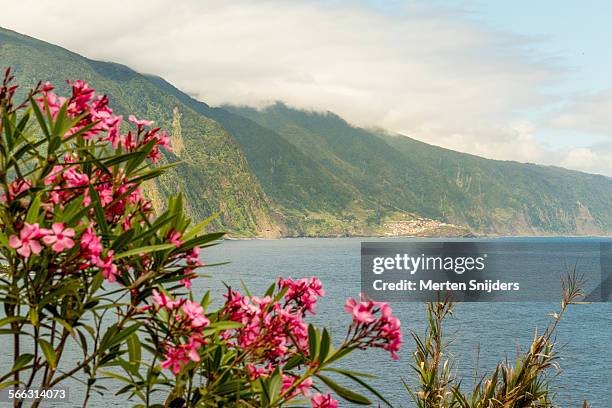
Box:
[160,346,189,374]
[279,277,325,315]
[81,226,103,257]
[182,334,205,362]
[168,230,182,247]
[182,300,209,328]
[96,251,119,282]
[343,296,403,360]
[128,114,154,129]
[180,270,193,289]
[9,223,43,258]
[152,289,181,310]
[311,392,338,408]
[246,363,273,380]
[41,223,75,252]
[282,376,313,397]
[2,179,32,201]
[344,297,375,323]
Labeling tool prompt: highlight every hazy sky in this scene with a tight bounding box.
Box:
[2,0,612,176]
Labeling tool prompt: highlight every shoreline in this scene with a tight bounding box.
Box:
[224,233,612,241]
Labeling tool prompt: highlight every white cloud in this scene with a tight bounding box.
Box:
[556,144,612,176]
[547,89,612,136]
[3,0,610,175]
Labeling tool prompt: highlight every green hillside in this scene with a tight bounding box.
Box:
[227,103,612,235]
[146,76,372,235]
[2,26,611,236]
[0,27,279,237]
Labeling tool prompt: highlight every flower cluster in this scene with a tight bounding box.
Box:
[220,278,333,404]
[221,286,311,363]
[311,392,338,408]
[278,277,325,315]
[151,289,210,374]
[2,80,174,285]
[40,80,121,142]
[8,222,75,258]
[344,295,403,360]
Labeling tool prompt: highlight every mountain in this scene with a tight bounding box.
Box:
[226,103,612,235]
[2,26,611,236]
[0,27,279,237]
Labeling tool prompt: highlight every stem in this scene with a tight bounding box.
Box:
[82,381,92,408]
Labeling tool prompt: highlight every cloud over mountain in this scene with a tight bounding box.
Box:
[1,0,610,175]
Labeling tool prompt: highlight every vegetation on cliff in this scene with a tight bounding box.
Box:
[2,26,611,237]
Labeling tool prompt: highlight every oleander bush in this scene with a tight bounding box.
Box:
[0,71,401,407]
[0,68,592,408]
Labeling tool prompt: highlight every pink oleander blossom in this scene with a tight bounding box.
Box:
[152,289,181,310]
[344,297,375,323]
[311,392,338,408]
[9,222,43,258]
[168,230,182,247]
[41,223,75,252]
[182,300,210,328]
[343,295,403,360]
[279,277,325,315]
[182,334,205,362]
[128,114,154,129]
[96,251,119,282]
[2,178,32,202]
[221,283,311,362]
[81,226,103,258]
[160,346,190,374]
[282,376,313,397]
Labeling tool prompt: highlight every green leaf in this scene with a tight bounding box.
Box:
[127,333,141,369]
[25,193,41,224]
[316,374,371,405]
[52,317,74,336]
[324,345,355,365]
[29,308,39,327]
[182,213,220,240]
[114,244,176,260]
[177,232,225,252]
[130,213,177,243]
[110,229,135,252]
[326,369,393,407]
[50,101,69,141]
[283,354,306,371]
[99,324,141,353]
[99,370,137,386]
[3,112,15,151]
[268,372,282,402]
[38,339,57,369]
[0,381,19,390]
[202,321,242,334]
[264,283,276,298]
[125,138,158,175]
[322,367,376,379]
[0,316,24,327]
[318,328,331,365]
[89,186,109,235]
[29,96,50,139]
[12,353,34,372]
[308,324,318,360]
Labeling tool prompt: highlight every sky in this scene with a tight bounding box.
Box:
[1,0,612,176]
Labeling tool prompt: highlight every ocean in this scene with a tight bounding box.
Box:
[200,237,611,407]
[2,237,610,406]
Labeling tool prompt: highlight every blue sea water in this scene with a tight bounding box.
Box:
[1,237,610,407]
[199,237,612,407]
